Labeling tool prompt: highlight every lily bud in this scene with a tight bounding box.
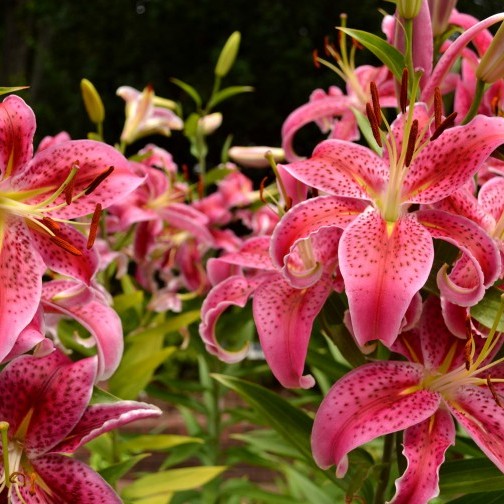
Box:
[80,78,105,124]
[215,31,241,78]
[228,146,285,168]
[397,0,422,20]
[198,112,222,135]
[427,0,458,36]
[476,21,504,83]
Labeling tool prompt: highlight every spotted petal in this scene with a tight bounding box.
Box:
[41,280,123,381]
[12,139,145,219]
[391,409,455,504]
[446,385,504,472]
[0,218,46,361]
[339,209,434,347]
[417,209,500,306]
[401,115,504,204]
[53,401,162,453]
[0,95,35,179]
[31,454,121,503]
[311,361,441,477]
[279,140,388,200]
[253,273,333,388]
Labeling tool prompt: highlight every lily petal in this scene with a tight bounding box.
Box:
[24,356,98,456]
[339,210,433,347]
[402,115,504,204]
[13,140,144,219]
[199,275,265,363]
[311,361,441,477]
[417,209,500,306]
[391,409,455,504]
[280,139,388,200]
[270,195,366,275]
[447,385,504,472]
[31,454,121,503]
[0,95,35,179]
[53,401,162,453]
[253,274,333,388]
[0,218,46,361]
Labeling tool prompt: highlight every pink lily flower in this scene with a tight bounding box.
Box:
[312,296,504,504]
[272,104,503,347]
[200,228,343,388]
[282,65,396,161]
[0,349,161,502]
[116,85,183,145]
[0,94,143,361]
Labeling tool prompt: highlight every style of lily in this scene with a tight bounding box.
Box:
[0,349,161,503]
[0,94,143,361]
[311,295,504,504]
[200,226,346,388]
[116,85,183,147]
[272,95,504,348]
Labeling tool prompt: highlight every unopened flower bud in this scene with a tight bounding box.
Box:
[215,31,241,78]
[476,22,504,83]
[228,146,285,168]
[427,0,458,36]
[80,78,105,124]
[397,0,422,19]
[198,112,222,135]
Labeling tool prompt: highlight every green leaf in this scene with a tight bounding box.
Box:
[121,466,227,499]
[131,495,172,504]
[113,290,144,315]
[338,28,405,81]
[99,454,149,486]
[108,336,176,399]
[0,86,29,96]
[283,465,338,504]
[121,434,202,452]
[207,85,254,110]
[440,458,504,495]
[471,286,504,332]
[446,491,504,504]
[211,374,313,462]
[221,479,303,504]
[127,310,201,342]
[170,78,202,108]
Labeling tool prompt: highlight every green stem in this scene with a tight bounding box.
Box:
[404,18,415,94]
[462,79,486,124]
[373,432,395,504]
[0,422,10,488]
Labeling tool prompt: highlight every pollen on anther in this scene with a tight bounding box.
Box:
[84,166,115,195]
[87,203,102,249]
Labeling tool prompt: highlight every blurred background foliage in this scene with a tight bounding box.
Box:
[0,0,499,162]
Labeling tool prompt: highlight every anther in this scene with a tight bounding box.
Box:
[87,203,102,249]
[50,235,83,256]
[182,164,190,181]
[40,217,60,234]
[366,102,382,147]
[400,68,409,114]
[64,162,79,205]
[487,375,503,407]
[434,87,443,130]
[84,166,115,195]
[323,36,331,57]
[430,111,457,141]
[405,119,419,167]
[284,195,293,212]
[312,49,320,69]
[370,81,381,126]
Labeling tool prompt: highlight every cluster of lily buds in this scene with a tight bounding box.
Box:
[197,2,504,502]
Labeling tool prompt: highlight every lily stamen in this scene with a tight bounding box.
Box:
[86,203,102,249]
[434,87,443,130]
[370,81,382,126]
[83,166,114,195]
[49,235,83,256]
[430,111,458,141]
[487,375,503,407]
[405,119,419,167]
[366,102,382,147]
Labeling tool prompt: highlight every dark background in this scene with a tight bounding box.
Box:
[0,0,499,164]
